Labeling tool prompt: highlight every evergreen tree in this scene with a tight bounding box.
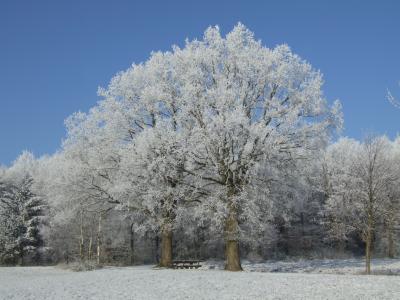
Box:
[0,175,48,265]
[22,191,49,263]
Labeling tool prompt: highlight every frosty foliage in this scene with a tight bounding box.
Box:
[2,24,400,270]
[78,23,342,246]
[0,152,49,265]
[322,136,400,264]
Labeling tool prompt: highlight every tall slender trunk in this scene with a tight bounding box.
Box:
[18,245,24,266]
[365,215,373,274]
[388,232,395,259]
[159,228,173,268]
[88,235,93,260]
[96,213,102,265]
[224,207,242,271]
[155,235,160,264]
[79,209,84,260]
[365,233,371,274]
[365,198,374,274]
[65,250,69,264]
[130,224,135,265]
[386,218,395,258]
[300,212,305,256]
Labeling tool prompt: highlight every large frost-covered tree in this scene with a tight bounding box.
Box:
[73,23,342,270]
[170,24,341,270]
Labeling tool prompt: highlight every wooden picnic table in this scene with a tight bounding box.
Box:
[172,260,203,269]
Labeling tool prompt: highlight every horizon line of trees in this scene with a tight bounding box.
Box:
[1,24,399,274]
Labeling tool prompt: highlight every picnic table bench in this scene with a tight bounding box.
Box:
[172,260,203,269]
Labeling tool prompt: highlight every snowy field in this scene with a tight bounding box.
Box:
[1,260,400,300]
[204,258,400,275]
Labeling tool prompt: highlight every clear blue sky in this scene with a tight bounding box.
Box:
[1,0,399,165]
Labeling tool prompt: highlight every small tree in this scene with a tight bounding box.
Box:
[323,136,398,274]
[0,180,24,264]
[321,138,361,253]
[21,181,49,264]
[117,125,195,267]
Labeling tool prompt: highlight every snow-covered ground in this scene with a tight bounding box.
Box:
[1,260,399,300]
[202,258,400,275]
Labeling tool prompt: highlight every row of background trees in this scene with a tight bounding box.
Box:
[1,24,399,273]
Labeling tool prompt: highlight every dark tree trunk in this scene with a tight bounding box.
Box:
[154,235,160,264]
[225,239,242,271]
[130,224,135,265]
[365,235,371,274]
[365,199,374,274]
[224,208,242,271]
[365,225,373,274]
[159,229,173,268]
[96,214,102,265]
[79,209,84,261]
